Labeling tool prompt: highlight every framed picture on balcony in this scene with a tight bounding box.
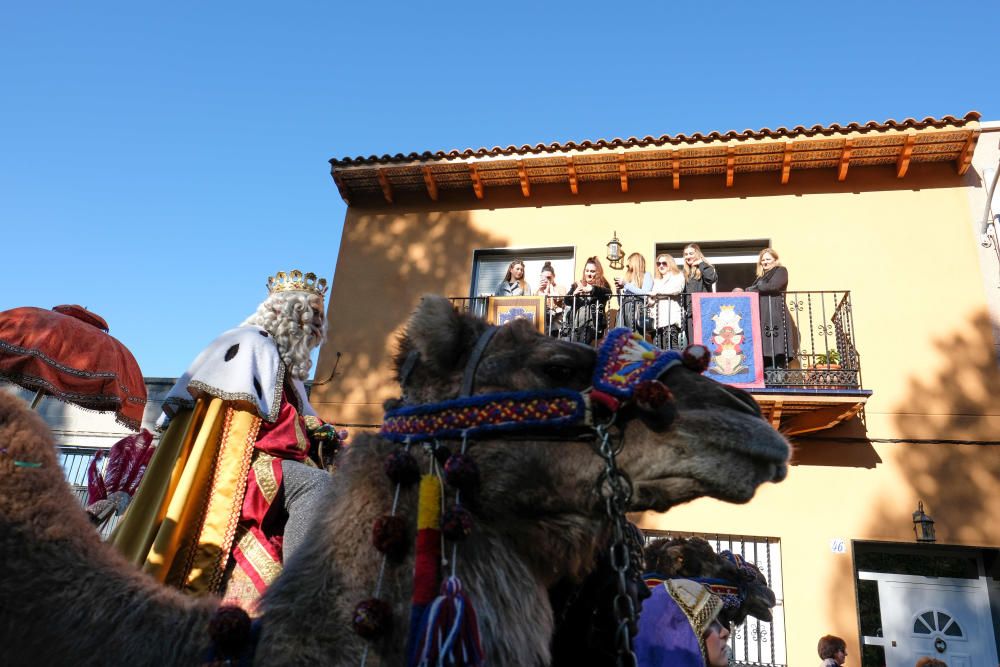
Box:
[691,292,765,389]
[487,295,546,334]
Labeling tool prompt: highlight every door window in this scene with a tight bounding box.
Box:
[912,609,964,638]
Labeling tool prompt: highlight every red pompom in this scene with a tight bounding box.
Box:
[682,344,711,373]
[443,454,480,493]
[432,444,453,467]
[441,505,474,541]
[208,605,252,658]
[384,450,421,486]
[352,598,393,639]
[372,514,408,559]
[634,380,673,410]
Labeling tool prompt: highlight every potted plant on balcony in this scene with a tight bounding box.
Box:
[807,349,842,387]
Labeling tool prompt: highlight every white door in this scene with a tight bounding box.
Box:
[876,576,996,667]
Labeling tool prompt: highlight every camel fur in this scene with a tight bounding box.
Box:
[0,295,789,666]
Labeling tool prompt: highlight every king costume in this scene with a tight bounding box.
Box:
[111,271,338,609]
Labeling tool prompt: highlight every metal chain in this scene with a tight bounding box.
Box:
[594,418,639,667]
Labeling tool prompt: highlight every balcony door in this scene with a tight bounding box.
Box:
[655,239,769,292]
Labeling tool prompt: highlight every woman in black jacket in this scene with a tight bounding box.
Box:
[741,247,796,368]
[561,256,612,344]
[682,243,717,347]
[682,243,718,294]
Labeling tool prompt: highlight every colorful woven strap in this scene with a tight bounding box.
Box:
[381,328,680,443]
[381,389,588,443]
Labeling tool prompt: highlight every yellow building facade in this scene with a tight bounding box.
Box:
[314,113,1000,666]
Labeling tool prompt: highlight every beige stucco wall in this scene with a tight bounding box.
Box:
[315,159,1000,665]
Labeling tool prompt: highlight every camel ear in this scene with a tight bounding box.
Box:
[406,295,466,373]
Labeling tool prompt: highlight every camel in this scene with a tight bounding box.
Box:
[0,295,789,666]
[643,536,777,625]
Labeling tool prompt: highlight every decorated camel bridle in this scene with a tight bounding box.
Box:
[349,326,710,667]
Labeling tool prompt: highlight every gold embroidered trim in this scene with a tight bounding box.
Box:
[186,406,260,595]
[235,525,283,587]
[292,414,310,453]
[253,451,279,504]
[208,408,260,593]
[665,579,724,663]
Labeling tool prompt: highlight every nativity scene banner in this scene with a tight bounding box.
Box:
[691,292,765,389]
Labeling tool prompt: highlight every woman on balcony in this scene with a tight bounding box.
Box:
[682,243,718,294]
[682,243,717,347]
[561,257,611,344]
[741,247,796,368]
[648,253,686,349]
[537,261,566,334]
[614,252,653,334]
[494,258,532,296]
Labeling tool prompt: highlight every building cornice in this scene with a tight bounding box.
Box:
[330,112,981,206]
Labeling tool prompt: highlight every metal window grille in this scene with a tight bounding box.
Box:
[642,529,787,667]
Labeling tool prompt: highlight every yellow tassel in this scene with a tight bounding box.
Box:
[417,474,442,530]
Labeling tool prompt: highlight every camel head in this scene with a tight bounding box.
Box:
[644,536,777,625]
[392,296,789,524]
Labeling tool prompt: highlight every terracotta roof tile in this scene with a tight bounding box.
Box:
[331,113,980,167]
[329,112,982,205]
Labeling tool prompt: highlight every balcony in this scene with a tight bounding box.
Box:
[451,290,870,435]
[57,444,120,540]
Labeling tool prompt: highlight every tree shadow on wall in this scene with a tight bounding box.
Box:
[822,309,1000,662]
[310,210,507,424]
[878,308,1000,547]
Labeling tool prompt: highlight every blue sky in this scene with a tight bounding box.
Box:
[2,2,996,377]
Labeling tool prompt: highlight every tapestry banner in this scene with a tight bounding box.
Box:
[691,292,765,389]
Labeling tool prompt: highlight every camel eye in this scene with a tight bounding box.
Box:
[542,363,575,383]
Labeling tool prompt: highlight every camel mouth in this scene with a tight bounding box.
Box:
[632,461,784,511]
[628,412,790,511]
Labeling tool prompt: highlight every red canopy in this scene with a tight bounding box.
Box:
[0,305,146,430]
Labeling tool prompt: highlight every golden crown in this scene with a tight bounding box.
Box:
[266,270,328,297]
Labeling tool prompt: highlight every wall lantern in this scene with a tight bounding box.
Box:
[912,501,936,543]
[606,231,625,270]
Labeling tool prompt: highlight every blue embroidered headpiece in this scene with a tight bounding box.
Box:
[381,328,681,442]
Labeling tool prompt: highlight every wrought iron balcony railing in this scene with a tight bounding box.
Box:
[451,290,862,391]
[57,444,120,539]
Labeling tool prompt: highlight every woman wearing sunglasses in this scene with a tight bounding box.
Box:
[648,254,685,349]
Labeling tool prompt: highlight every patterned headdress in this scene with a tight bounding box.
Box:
[634,578,725,666]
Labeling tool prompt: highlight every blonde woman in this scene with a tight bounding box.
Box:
[743,247,795,368]
[495,259,532,296]
[648,253,685,349]
[682,243,718,293]
[614,252,653,332]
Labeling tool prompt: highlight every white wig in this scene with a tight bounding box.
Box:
[243,291,327,380]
